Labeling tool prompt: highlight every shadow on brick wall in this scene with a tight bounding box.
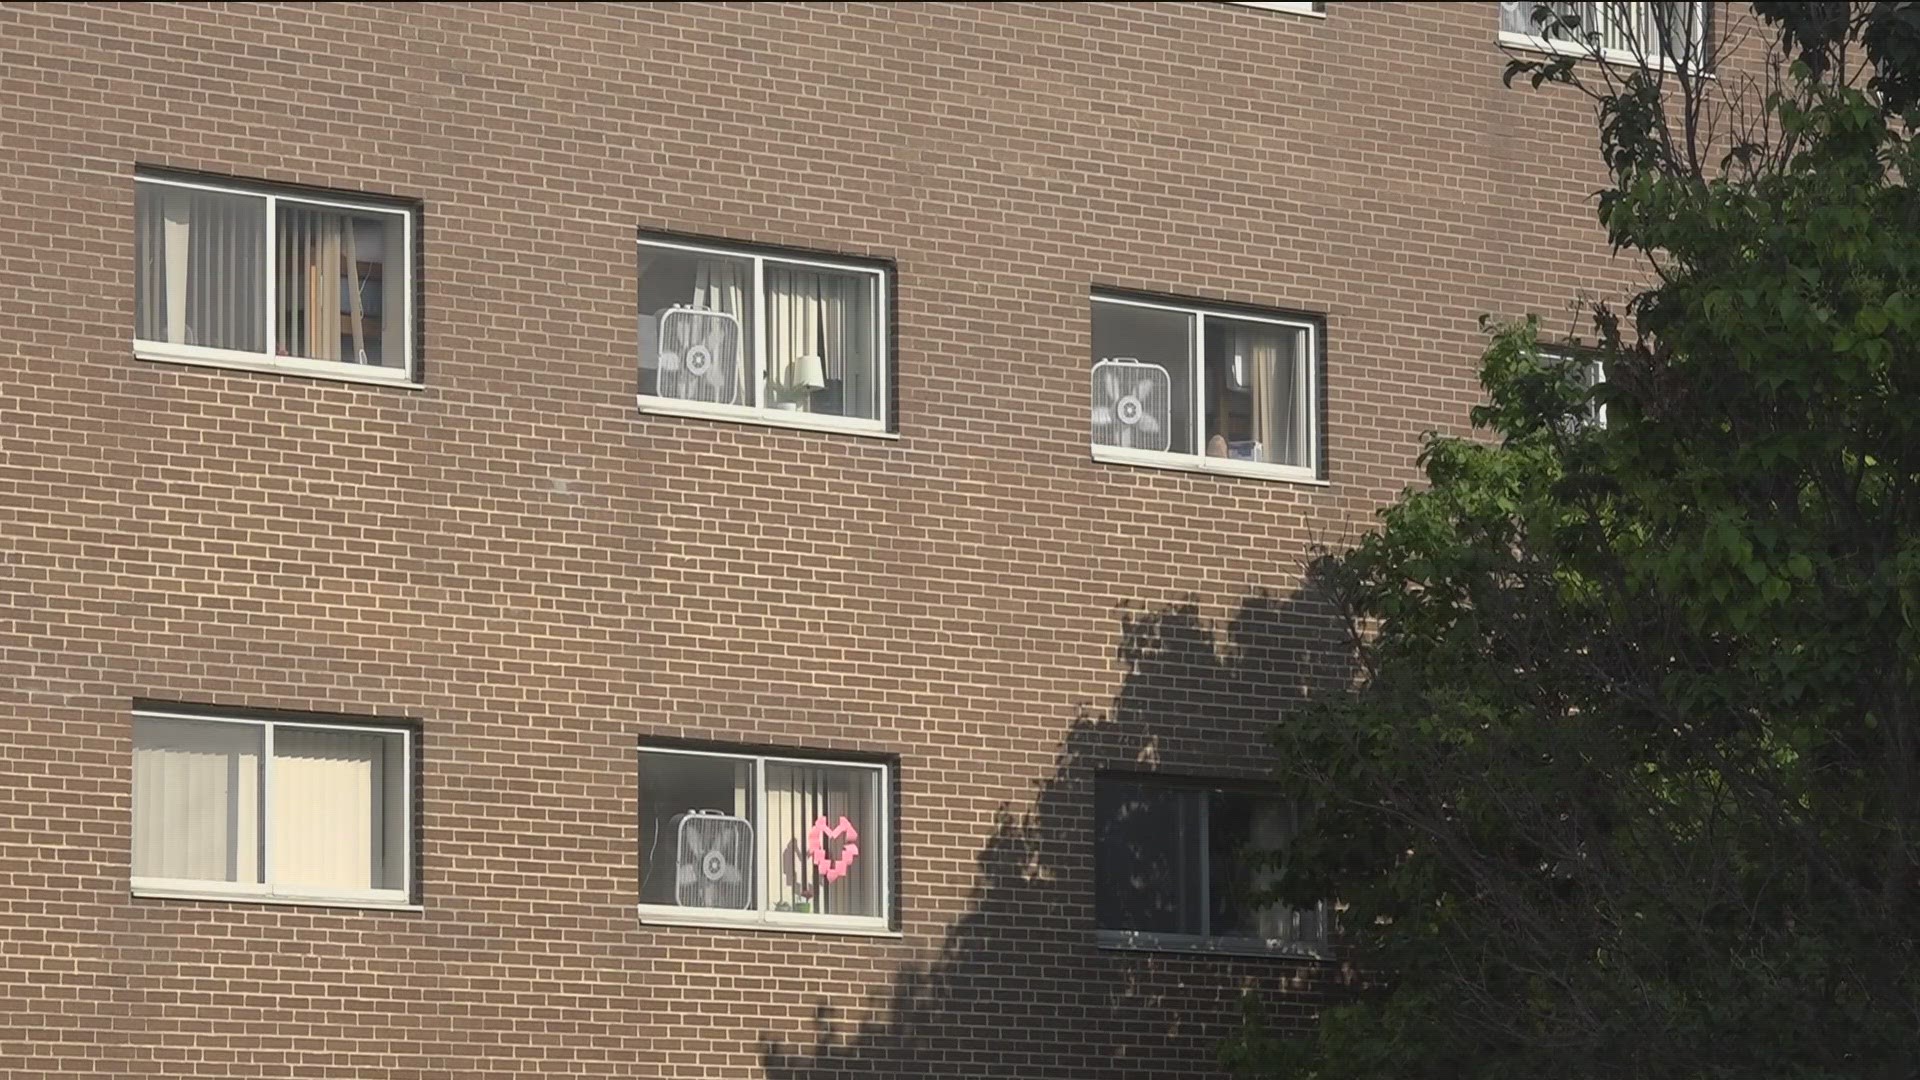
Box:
[758,581,1358,1077]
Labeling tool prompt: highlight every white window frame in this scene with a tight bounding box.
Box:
[1094,776,1330,960]
[1090,293,1323,485]
[130,708,416,911]
[1223,1,1327,16]
[636,745,895,936]
[1497,1,1708,72]
[132,173,418,388]
[636,236,893,438]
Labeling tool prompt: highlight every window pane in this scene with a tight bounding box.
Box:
[1207,792,1323,944]
[1092,300,1195,454]
[269,726,407,893]
[763,761,883,919]
[1202,316,1311,468]
[763,262,882,421]
[132,717,263,884]
[639,751,756,910]
[276,201,407,369]
[1094,780,1203,934]
[639,246,754,406]
[134,183,267,353]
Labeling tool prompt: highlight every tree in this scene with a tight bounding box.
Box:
[1228,5,1920,1078]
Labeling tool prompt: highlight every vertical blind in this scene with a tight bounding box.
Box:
[132,716,263,883]
[763,761,883,918]
[133,185,267,353]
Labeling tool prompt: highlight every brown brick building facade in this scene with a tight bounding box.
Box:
[1,2,1660,1076]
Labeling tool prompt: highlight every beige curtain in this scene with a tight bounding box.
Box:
[766,266,821,408]
[820,272,875,418]
[269,727,400,892]
[132,717,262,883]
[1245,327,1309,467]
[694,258,747,319]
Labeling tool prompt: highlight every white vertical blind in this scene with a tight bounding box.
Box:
[131,185,266,353]
[132,717,263,883]
[763,761,882,918]
[269,727,399,892]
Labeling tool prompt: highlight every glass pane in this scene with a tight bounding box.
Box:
[639,245,754,406]
[133,182,267,353]
[639,750,755,910]
[1208,792,1326,946]
[763,261,882,420]
[277,201,407,368]
[763,761,884,918]
[1094,780,1203,934]
[269,726,407,893]
[1091,300,1195,455]
[132,717,263,884]
[1202,316,1312,468]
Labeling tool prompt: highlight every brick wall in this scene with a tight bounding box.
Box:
[0,2,1667,1076]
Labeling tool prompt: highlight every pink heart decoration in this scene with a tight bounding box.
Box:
[806,815,860,883]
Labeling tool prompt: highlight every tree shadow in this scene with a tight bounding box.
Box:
[760,579,1360,1077]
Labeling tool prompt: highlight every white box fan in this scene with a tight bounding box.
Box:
[1092,358,1173,452]
[656,306,743,405]
[673,809,753,910]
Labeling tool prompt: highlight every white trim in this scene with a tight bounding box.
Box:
[1092,435,1327,486]
[1223,1,1325,15]
[135,343,424,389]
[132,173,417,383]
[636,395,898,439]
[638,745,894,931]
[132,882,421,913]
[131,708,416,905]
[636,906,901,938]
[639,235,891,431]
[1097,928,1330,961]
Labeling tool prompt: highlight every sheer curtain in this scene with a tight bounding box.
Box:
[132,718,262,883]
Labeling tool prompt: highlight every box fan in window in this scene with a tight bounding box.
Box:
[657,306,743,405]
[673,809,753,909]
[1092,357,1173,452]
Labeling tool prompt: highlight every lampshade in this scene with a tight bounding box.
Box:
[792,353,827,391]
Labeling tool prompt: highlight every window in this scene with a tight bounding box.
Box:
[638,236,889,435]
[131,709,413,907]
[1091,294,1319,481]
[133,173,415,384]
[1498,2,1707,69]
[1095,776,1326,955]
[638,746,891,933]
[1224,1,1327,14]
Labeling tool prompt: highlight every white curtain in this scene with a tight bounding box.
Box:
[1247,801,1325,945]
[132,718,262,883]
[270,728,400,892]
[133,185,265,352]
[764,763,881,918]
[766,267,875,416]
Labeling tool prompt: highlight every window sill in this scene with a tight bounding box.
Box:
[135,344,423,390]
[636,395,898,440]
[637,906,900,938]
[1092,444,1328,486]
[132,884,421,913]
[1223,1,1326,16]
[1097,929,1331,962]
[1496,30,1705,75]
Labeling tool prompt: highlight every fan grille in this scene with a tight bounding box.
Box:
[1091,359,1174,452]
[656,307,743,405]
[674,811,754,910]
